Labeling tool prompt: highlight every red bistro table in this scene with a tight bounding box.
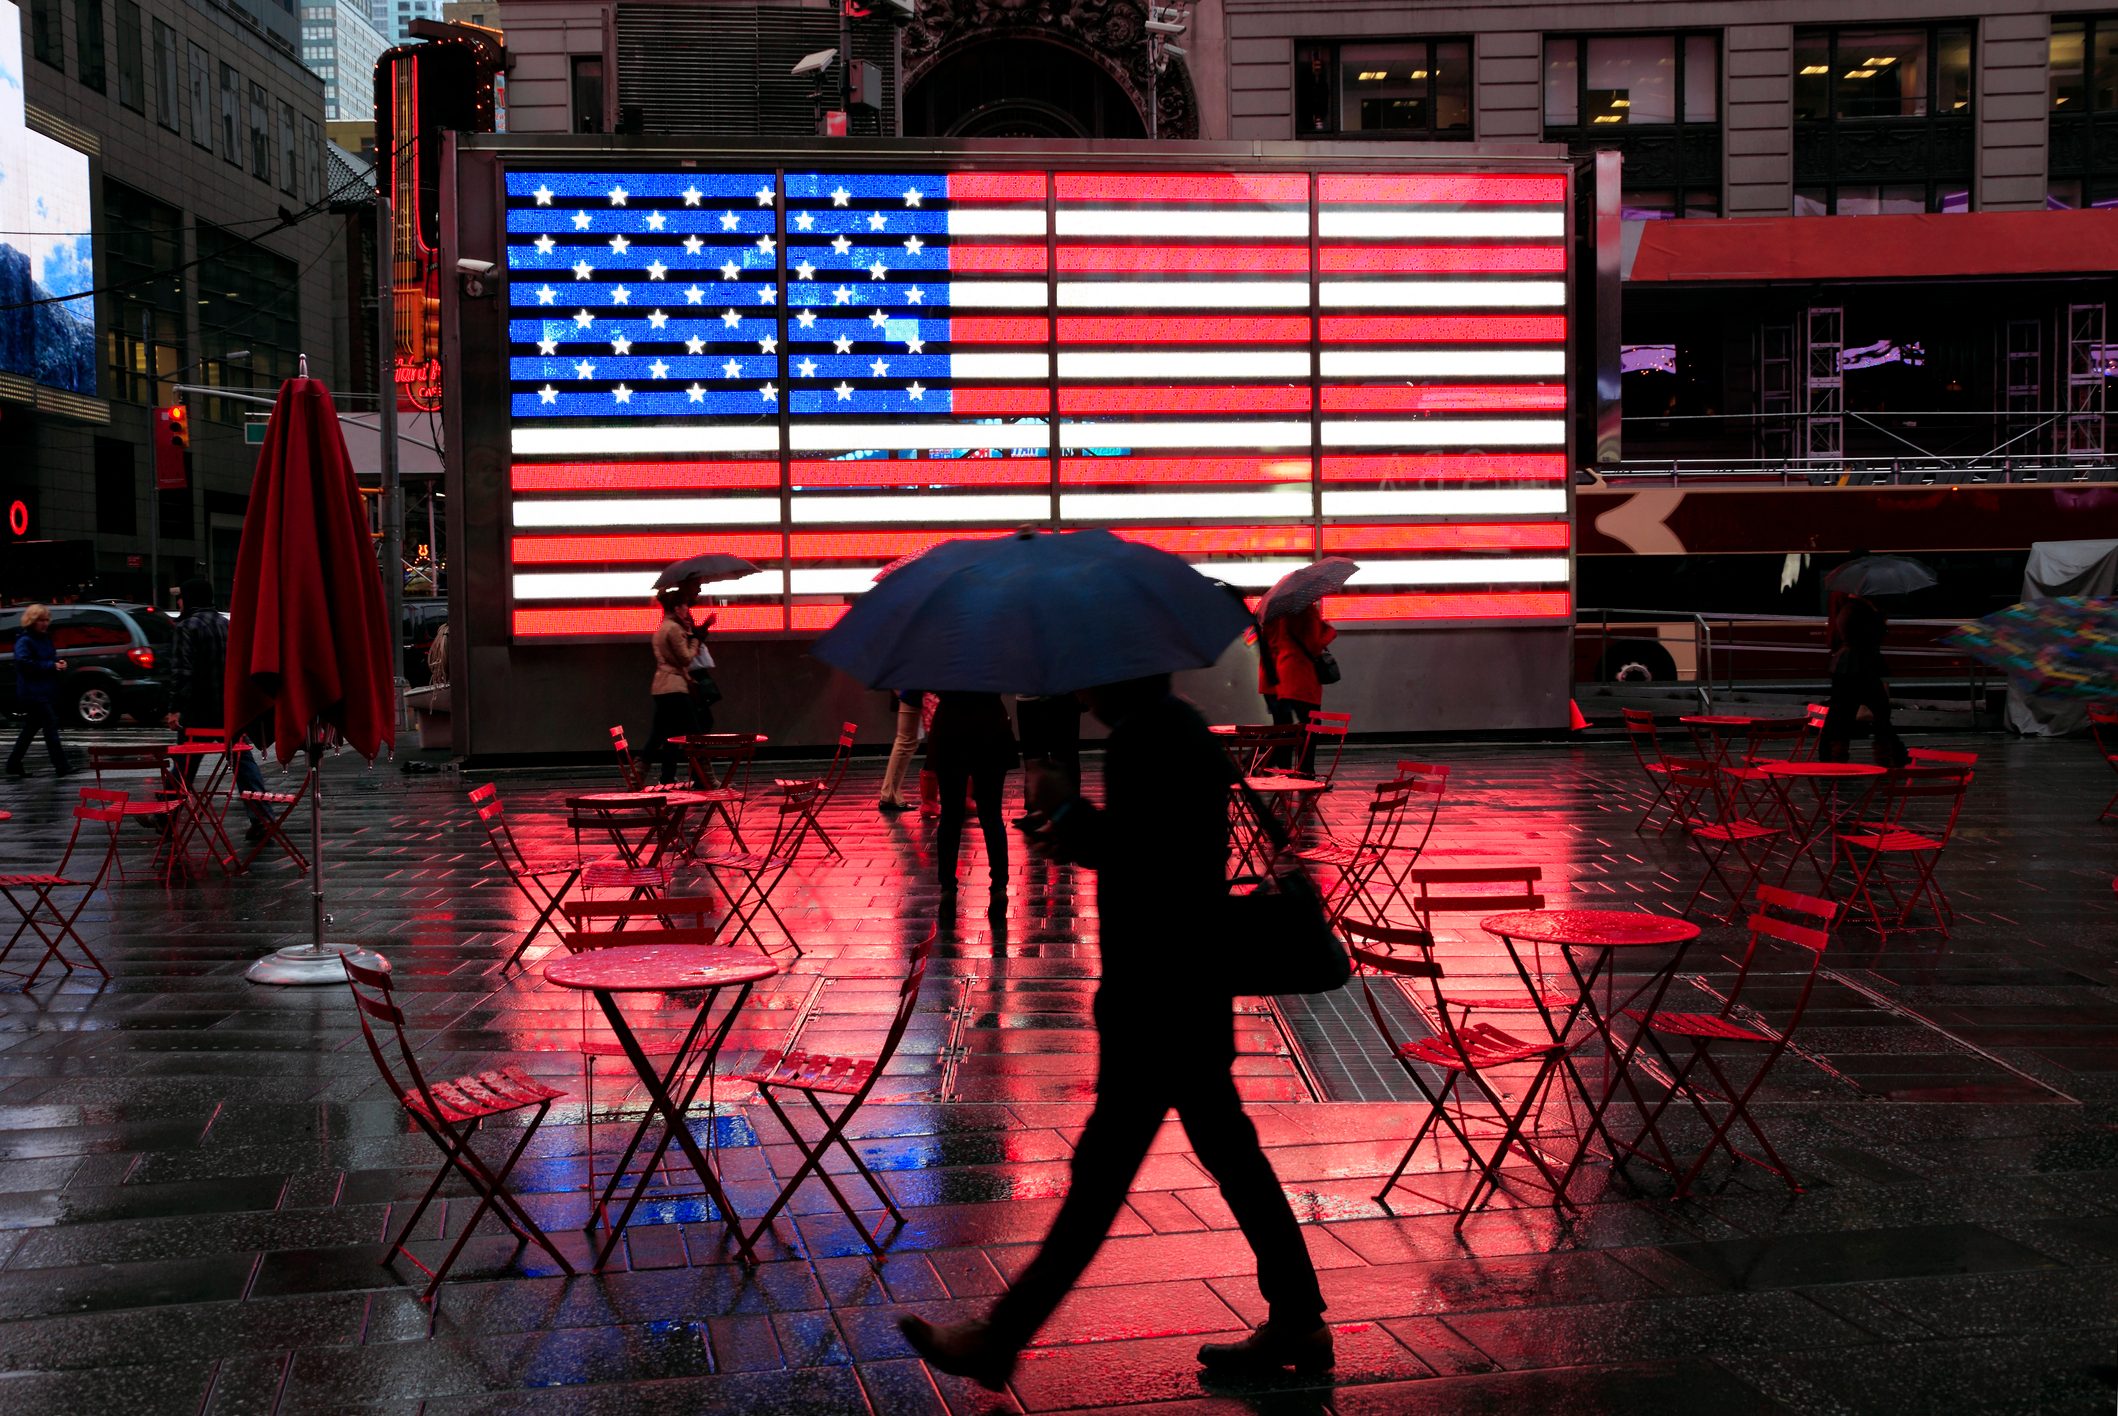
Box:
[545,945,780,1267]
[160,740,253,876]
[1678,714,1762,772]
[1756,761,1889,892]
[1480,910,1703,1190]
[568,791,710,868]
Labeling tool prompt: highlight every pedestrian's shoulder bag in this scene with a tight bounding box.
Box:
[1218,780,1351,997]
[687,637,722,705]
[1309,647,1342,686]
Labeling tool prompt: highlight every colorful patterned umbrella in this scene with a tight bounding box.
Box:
[1943,597,2118,702]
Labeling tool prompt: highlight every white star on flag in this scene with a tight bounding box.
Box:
[755,185,775,207]
[537,337,558,355]
[760,381,778,401]
[613,384,632,403]
[755,235,776,256]
[645,211,666,231]
[758,285,777,304]
[797,309,818,328]
[833,286,853,305]
[532,185,553,205]
[793,211,815,231]
[903,188,922,207]
[903,235,924,255]
[835,381,855,401]
[574,360,596,379]
[722,358,741,378]
[758,334,777,353]
[685,286,705,304]
[647,309,669,329]
[797,358,817,377]
[608,234,630,254]
[867,260,889,281]
[608,186,628,206]
[720,211,740,231]
[906,287,924,304]
[906,382,925,401]
[831,186,851,206]
[795,261,816,281]
[646,260,667,280]
[612,286,631,305]
[904,334,924,353]
[869,357,890,376]
[611,334,632,354]
[867,212,887,231]
[533,233,555,255]
[687,383,706,403]
[868,309,889,328]
[649,359,669,378]
[536,286,556,305]
[719,260,740,281]
[572,260,593,280]
[682,186,702,206]
[831,234,853,256]
[683,235,706,256]
[685,336,706,354]
[572,210,592,230]
[573,309,595,328]
[720,308,741,328]
[538,384,557,403]
[833,334,853,353]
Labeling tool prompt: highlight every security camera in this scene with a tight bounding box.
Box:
[1145,18,1187,34]
[1161,41,1188,58]
[456,257,498,298]
[791,48,837,77]
[457,258,496,277]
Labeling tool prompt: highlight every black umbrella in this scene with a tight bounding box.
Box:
[1260,558,1359,620]
[1825,555,1936,599]
[654,553,759,591]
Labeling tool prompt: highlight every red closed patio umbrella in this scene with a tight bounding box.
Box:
[229,364,397,984]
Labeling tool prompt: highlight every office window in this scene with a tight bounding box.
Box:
[29,0,62,70]
[570,54,604,133]
[152,20,179,131]
[1544,32,1721,217]
[196,224,300,425]
[102,180,185,406]
[76,0,106,92]
[188,44,210,146]
[249,81,271,181]
[1293,38,1472,138]
[219,63,241,165]
[302,117,323,204]
[114,0,142,111]
[279,101,298,196]
[1792,25,1975,214]
[2049,16,2118,209]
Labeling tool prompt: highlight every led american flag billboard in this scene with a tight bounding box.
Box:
[502,163,1572,639]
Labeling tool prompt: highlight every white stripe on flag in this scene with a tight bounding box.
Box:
[945,209,1049,237]
[1058,281,1309,309]
[1062,350,1311,378]
[1057,421,1314,448]
[1320,350,1567,378]
[1055,210,1310,239]
[515,569,787,600]
[1319,211,1566,239]
[512,425,780,456]
[1059,489,1316,521]
[1320,489,1569,517]
[952,352,1052,379]
[790,423,1052,452]
[1319,280,1566,308]
[512,497,783,528]
[790,493,1052,523]
[952,281,1048,308]
[1320,418,1566,447]
[1350,557,1571,587]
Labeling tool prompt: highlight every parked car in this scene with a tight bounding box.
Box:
[402,597,448,687]
[0,603,171,726]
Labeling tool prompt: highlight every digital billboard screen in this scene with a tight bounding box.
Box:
[0,0,96,398]
[500,163,1570,640]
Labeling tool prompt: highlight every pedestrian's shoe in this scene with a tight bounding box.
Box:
[4,764,26,779]
[898,1316,1017,1392]
[244,820,271,843]
[877,798,910,813]
[1198,1322,1334,1378]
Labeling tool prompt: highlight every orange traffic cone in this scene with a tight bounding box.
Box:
[1569,699,1590,731]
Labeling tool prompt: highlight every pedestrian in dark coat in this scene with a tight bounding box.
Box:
[6,605,70,778]
[1819,591,1909,768]
[924,690,1015,912]
[900,675,1329,1388]
[166,579,270,830]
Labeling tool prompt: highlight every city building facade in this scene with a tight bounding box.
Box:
[371,0,437,44]
[6,0,346,605]
[300,0,388,120]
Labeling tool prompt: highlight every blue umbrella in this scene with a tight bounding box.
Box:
[813,528,1253,694]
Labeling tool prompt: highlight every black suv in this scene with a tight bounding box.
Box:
[0,603,171,726]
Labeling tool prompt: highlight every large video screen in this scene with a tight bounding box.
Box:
[501,164,1570,639]
[0,1,96,397]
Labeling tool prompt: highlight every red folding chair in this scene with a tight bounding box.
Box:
[240,763,314,874]
[732,934,932,1253]
[1835,765,1971,939]
[611,725,646,792]
[1720,718,1811,816]
[560,895,719,939]
[1620,709,1712,835]
[1343,919,1572,1224]
[1662,761,1781,924]
[470,784,671,967]
[86,746,187,881]
[678,732,765,852]
[0,788,124,985]
[766,720,856,859]
[1293,777,1416,924]
[341,956,573,1300]
[1618,886,1837,1197]
[1392,863,1572,1022]
[1258,709,1351,785]
[696,784,819,955]
[2092,708,2118,821]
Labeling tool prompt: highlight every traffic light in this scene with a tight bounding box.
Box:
[153,403,190,491]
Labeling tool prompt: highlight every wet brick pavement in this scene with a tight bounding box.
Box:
[0,732,2113,1414]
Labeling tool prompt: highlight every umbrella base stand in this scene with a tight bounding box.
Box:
[246,942,388,987]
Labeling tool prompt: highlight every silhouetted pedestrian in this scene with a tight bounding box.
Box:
[166,579,270,834]
[1819,591,1908,768]
[925,691,1014,914]
[645,585,699,784]
[6,605,70,778]
[1014,692,1083,790]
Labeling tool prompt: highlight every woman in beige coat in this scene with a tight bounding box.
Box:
[646,585,698,784]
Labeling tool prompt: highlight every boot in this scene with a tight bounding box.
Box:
[898,1316,1017,1392]
[1197,1322,1333,1378]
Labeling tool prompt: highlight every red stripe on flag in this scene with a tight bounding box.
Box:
[1061,456,1312,485]
[512,531,783,565]
[1322,591,1573,622]
[1055,315,1311,345]
[1319,315,1568,344]
[1056,245,1310,274]
[948,316,1050,345]
[790,458,1048,487]
[1116,526,1315,555]
[1319,245,1567,274]
[1322,453,1569,483]
[1318,173,1568,205]
[1322,384,1568,414]
[1059,386,1312,416]
[1323,522,1572,554]
[944,245,1049,273]
[790,529,1013,561]
[948,172,1048,202]
[1054,172,1309,203]
[516,605,788,637]
[511,461,780,491]
[950,387,1055,416]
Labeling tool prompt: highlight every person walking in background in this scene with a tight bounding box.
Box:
[877,689,922,812]
[901,674,1328,1388]
[6,605,70,779]
[1258,601,1336,776]
[645,584,699,785]
[925,691,1015,914]
[165,579,271,837]
[687,605,722,734]
[1014,692,1083,792]
[1820,590,1909,768]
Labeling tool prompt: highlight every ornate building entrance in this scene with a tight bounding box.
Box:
[902,0,1196,139]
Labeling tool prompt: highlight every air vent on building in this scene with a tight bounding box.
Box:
[615,5,898,138]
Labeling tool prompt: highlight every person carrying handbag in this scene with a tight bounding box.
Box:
[1257,602,1338,776]
[645,584,699,785]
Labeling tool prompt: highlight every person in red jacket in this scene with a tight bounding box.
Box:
[1256,603,1336,775]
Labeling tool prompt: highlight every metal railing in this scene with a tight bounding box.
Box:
[1578,608,1715,713]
